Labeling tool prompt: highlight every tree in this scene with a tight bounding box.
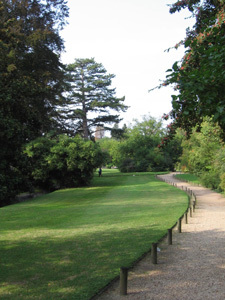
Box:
[65,58,128,139]
[0,0,68,140]
[0,0,69,206]
[111,123,127,140]
[154,0,225,138]
[97,137,120,168]
[114,115,180,172]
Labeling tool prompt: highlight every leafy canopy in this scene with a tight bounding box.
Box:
[153,0,225,139]
[0,0,69,206]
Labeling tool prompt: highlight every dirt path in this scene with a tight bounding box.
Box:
[96,173,225,300]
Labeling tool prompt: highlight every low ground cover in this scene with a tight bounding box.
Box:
[0,170,188,300]
[175,173,201,185]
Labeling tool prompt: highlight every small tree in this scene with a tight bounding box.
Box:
[65,58,128,139]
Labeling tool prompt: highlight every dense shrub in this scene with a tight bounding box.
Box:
[119,158,136,173]
[0,167,24,207]
[179,118,225,191]
[0,146,31,207]
[24,135,104,191]
[219,173,225,192]
[200,170,221,190]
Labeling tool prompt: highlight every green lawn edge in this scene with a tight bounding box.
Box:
[175,173,201,185]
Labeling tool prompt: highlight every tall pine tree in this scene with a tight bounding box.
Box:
[65,58,128,139]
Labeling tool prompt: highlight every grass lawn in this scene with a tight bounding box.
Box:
[175,173,201,185]
[0,170,188,300]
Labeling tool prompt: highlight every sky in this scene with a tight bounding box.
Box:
[60,0,195,127]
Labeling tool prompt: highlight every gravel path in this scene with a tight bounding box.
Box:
[96,173,225,300]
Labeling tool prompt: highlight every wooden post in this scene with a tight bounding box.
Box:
[178,217,182,233]
[151,243,158,264]
[120,267,128,295]
[189,206,192,217]
[185,211,188,224]
[168,228,172,245]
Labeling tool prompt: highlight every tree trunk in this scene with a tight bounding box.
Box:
[82,108,89,139]
[81,73,89,139]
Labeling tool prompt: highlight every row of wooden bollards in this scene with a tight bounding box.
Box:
[119,175,197,296]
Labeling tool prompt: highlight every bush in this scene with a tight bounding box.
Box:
[219,173,225,192]
[0,150,31,207]
[24,135,104,191]
[118,158,136,173]
[179,118,225,191]
[0,167,23,207]
[200,170,221,190]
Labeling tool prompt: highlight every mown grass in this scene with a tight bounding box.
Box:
[0,170,188,300]
[175,173,201,185]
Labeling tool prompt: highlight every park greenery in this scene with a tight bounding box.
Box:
[97,116,183,172]
[161,0,225,137]
[178,117,225,191]
[24,135,104,192]
[1,0,225,298]
[0,1,127,206]
[0,170,189,300]
[148,0,225,192]
[0,0,224,200]
[175,173,201,185]
[0,0,70,206]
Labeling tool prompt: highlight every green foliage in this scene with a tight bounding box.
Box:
[0,170,188,300]
[24,135,104,191]
[65,58,128,139]
[111,123,127,140]
[98,116,183,172]
[200,170,221,190]
[113,115,182,172]
[164,1,225,137]
[0,165,24,207]
[0,0,68,141]
[97,137,120,168]
[179,117,225,191]
[219,173,225,191]
[180,118,222,173]
[0,0,69,206]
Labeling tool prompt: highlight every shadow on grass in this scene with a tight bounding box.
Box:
[0,174,185,232]
[0,172,187,300]
[0,225,165,300]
